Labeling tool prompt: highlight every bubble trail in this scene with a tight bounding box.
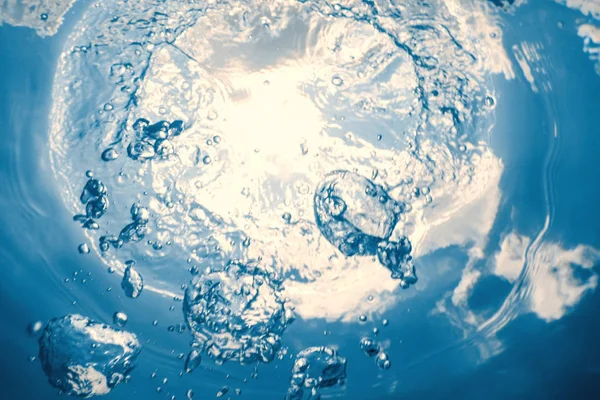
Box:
[74,175,109,230]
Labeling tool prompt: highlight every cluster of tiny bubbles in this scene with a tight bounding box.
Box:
[113,311,128,328]
[183,261,295,365]
[121,260,144,298]
[73,173,108,231]
[314,170,417,288]
[38,314,141,397]
[167,323,186,333]
[285,347,347,400]
[123,118,185,162]
[99,203,150,252]
[359,337,390,370]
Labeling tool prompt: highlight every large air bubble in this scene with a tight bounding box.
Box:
[183,262,294,365]
[38,314,141,397]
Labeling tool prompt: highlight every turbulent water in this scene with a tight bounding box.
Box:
[2,0,600,398]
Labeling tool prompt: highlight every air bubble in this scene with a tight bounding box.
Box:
[216,386,229,398]
[184,349,201,373]
[375,352,391,369]
[38,314,141,397]
[121,263,143,298]
[202,155,212,165]
[183,262,294,364]
[282,212,292,223]
[360,337,380,357]
[358,315,367,322]
[27,321,43,336]
[285,347,346,399]
[207,110,218,120]
[113,311,128,327]
[101,147,119,161]
[78,243,90,254]
[331,76,344,86]
[314,170,409,271]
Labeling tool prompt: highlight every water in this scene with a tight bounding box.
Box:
[1,0,600,398]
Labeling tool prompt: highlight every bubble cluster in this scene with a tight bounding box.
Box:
[359,337,391,369]
[285,346,347,400]
[183,261,294,365]
[74,176,108,230]
[38,314,141,397]
[124,118,185,162]
[314,170,417,287]
[99,204,150,252]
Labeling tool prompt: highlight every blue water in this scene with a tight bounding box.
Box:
[1,0,600,398]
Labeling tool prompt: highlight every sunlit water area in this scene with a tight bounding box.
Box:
[1,0,600,398]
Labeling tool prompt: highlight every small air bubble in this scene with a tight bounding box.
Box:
[202,156,212,165]
[27,321,43,336]
[101,147,119,162]
[358,315,367,322]
[216,386,229,398]
[331,76,344,86]
[485,96,495,108]
[40,13,48,20]
[113,311,128,328]
[376,352,391,369]
[78,243,90,254]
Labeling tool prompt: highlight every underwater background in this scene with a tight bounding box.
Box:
[1,0,600,398]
